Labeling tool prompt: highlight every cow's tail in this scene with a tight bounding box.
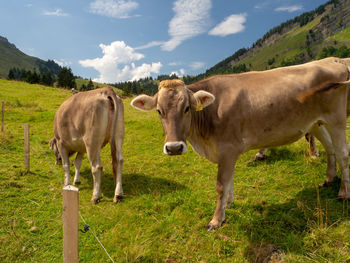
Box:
[297,59,350,103]
[108,91,125,183]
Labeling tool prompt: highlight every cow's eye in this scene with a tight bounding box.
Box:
[157,109,162,116]
[184,106,190,114]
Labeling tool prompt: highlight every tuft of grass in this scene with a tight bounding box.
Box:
[0,79,349,262]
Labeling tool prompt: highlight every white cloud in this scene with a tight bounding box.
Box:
[89,0,139,19]
[209,13,247,37]
[275,5,303,13]
[190,61,205,70]
[79,41,162,83]
[135,41,164,50]
[171,68,185,77]
[161,0,212,51]
[44,8,69,16]
[54,59,72,67]
[168,62,181,66]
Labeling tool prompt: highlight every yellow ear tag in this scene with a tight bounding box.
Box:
[196,103,203,111]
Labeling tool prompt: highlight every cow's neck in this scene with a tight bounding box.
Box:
[187,109,218,163]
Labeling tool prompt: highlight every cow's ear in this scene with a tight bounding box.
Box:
[191,91,215,111]
[131,94,157,112]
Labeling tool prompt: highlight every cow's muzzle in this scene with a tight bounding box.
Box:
[163,141,188,155]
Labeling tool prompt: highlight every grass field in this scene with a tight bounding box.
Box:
[1,79,350,262]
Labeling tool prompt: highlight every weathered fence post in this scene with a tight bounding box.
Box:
[1,101,4,132]
[24,124,30,172]
[63,185,79,263]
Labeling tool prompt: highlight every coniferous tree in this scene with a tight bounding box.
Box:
[57,67,76,89]
[8,69,15,80]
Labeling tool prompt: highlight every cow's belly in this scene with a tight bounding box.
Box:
[63,137,86,153]
[245,124,313,151]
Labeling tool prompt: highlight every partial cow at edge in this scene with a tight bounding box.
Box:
[49,87,124,204]
[131,57,350,230]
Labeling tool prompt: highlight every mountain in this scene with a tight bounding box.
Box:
[0,36,62,79]
[186,0,350,83]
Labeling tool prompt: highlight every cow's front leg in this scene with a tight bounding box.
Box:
[310,124,337,186]
[208,148,237,230]
[73,152,84,185]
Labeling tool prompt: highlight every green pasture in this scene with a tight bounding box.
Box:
[0,79,349,262]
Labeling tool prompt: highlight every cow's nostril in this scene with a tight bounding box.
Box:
[165,145,170,153]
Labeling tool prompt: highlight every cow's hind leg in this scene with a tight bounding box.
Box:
[73,152,84,185]
[305,133,319,159]
[111,139,124,203]
[87,149,103,204]
[325,123,350,200]
[59,146,71,185]
[309,124,337,186]
[254,148,267,161]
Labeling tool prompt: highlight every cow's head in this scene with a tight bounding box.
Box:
[131,79,215,155]
[49,137,62,165]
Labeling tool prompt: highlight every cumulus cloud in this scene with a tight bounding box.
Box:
[161,0,212,51]
[89,0,139,19]
[275,5,303,12]
[54,59,72,67]
[171,68,185,77]
[209,13,247,37]
[189,61,205,70]
[43,8,69,16]
[79,41,162,83]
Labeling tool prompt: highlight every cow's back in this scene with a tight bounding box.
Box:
[54,88,115,153]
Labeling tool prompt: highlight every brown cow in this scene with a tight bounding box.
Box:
[49,87,124,204]
[131,57,350,230]
[255,89,350,161]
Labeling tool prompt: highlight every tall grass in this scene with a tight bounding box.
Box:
[0,79,349,262]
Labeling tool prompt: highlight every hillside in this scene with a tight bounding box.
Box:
[0,36,62,79]
[193,0,350,81]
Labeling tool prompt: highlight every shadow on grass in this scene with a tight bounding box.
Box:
[238,179,349,262]
[247,147,305,167]
[78,167,186,199]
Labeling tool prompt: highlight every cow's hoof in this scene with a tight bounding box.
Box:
[310,155,319,160]
[73,181,81,186]
[207,225,217,231]
[337,192,350,201]
[319,177,339,187]
[254,154,267,161]
[113,195,123,203]
[91,197,102,204]
[207,218,224,231]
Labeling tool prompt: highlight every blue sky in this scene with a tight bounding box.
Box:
[0,0,328,83]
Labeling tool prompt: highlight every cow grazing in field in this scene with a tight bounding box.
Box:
[131,57,350,230]
[49,87,124,204]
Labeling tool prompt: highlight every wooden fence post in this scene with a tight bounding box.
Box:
[1,101,4,132]
[24,124,30,172]
[63,185,79,263]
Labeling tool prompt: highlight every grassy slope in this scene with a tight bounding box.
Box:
[230,4,350,72]
[0,39,47,78]
[0,80,350,262]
